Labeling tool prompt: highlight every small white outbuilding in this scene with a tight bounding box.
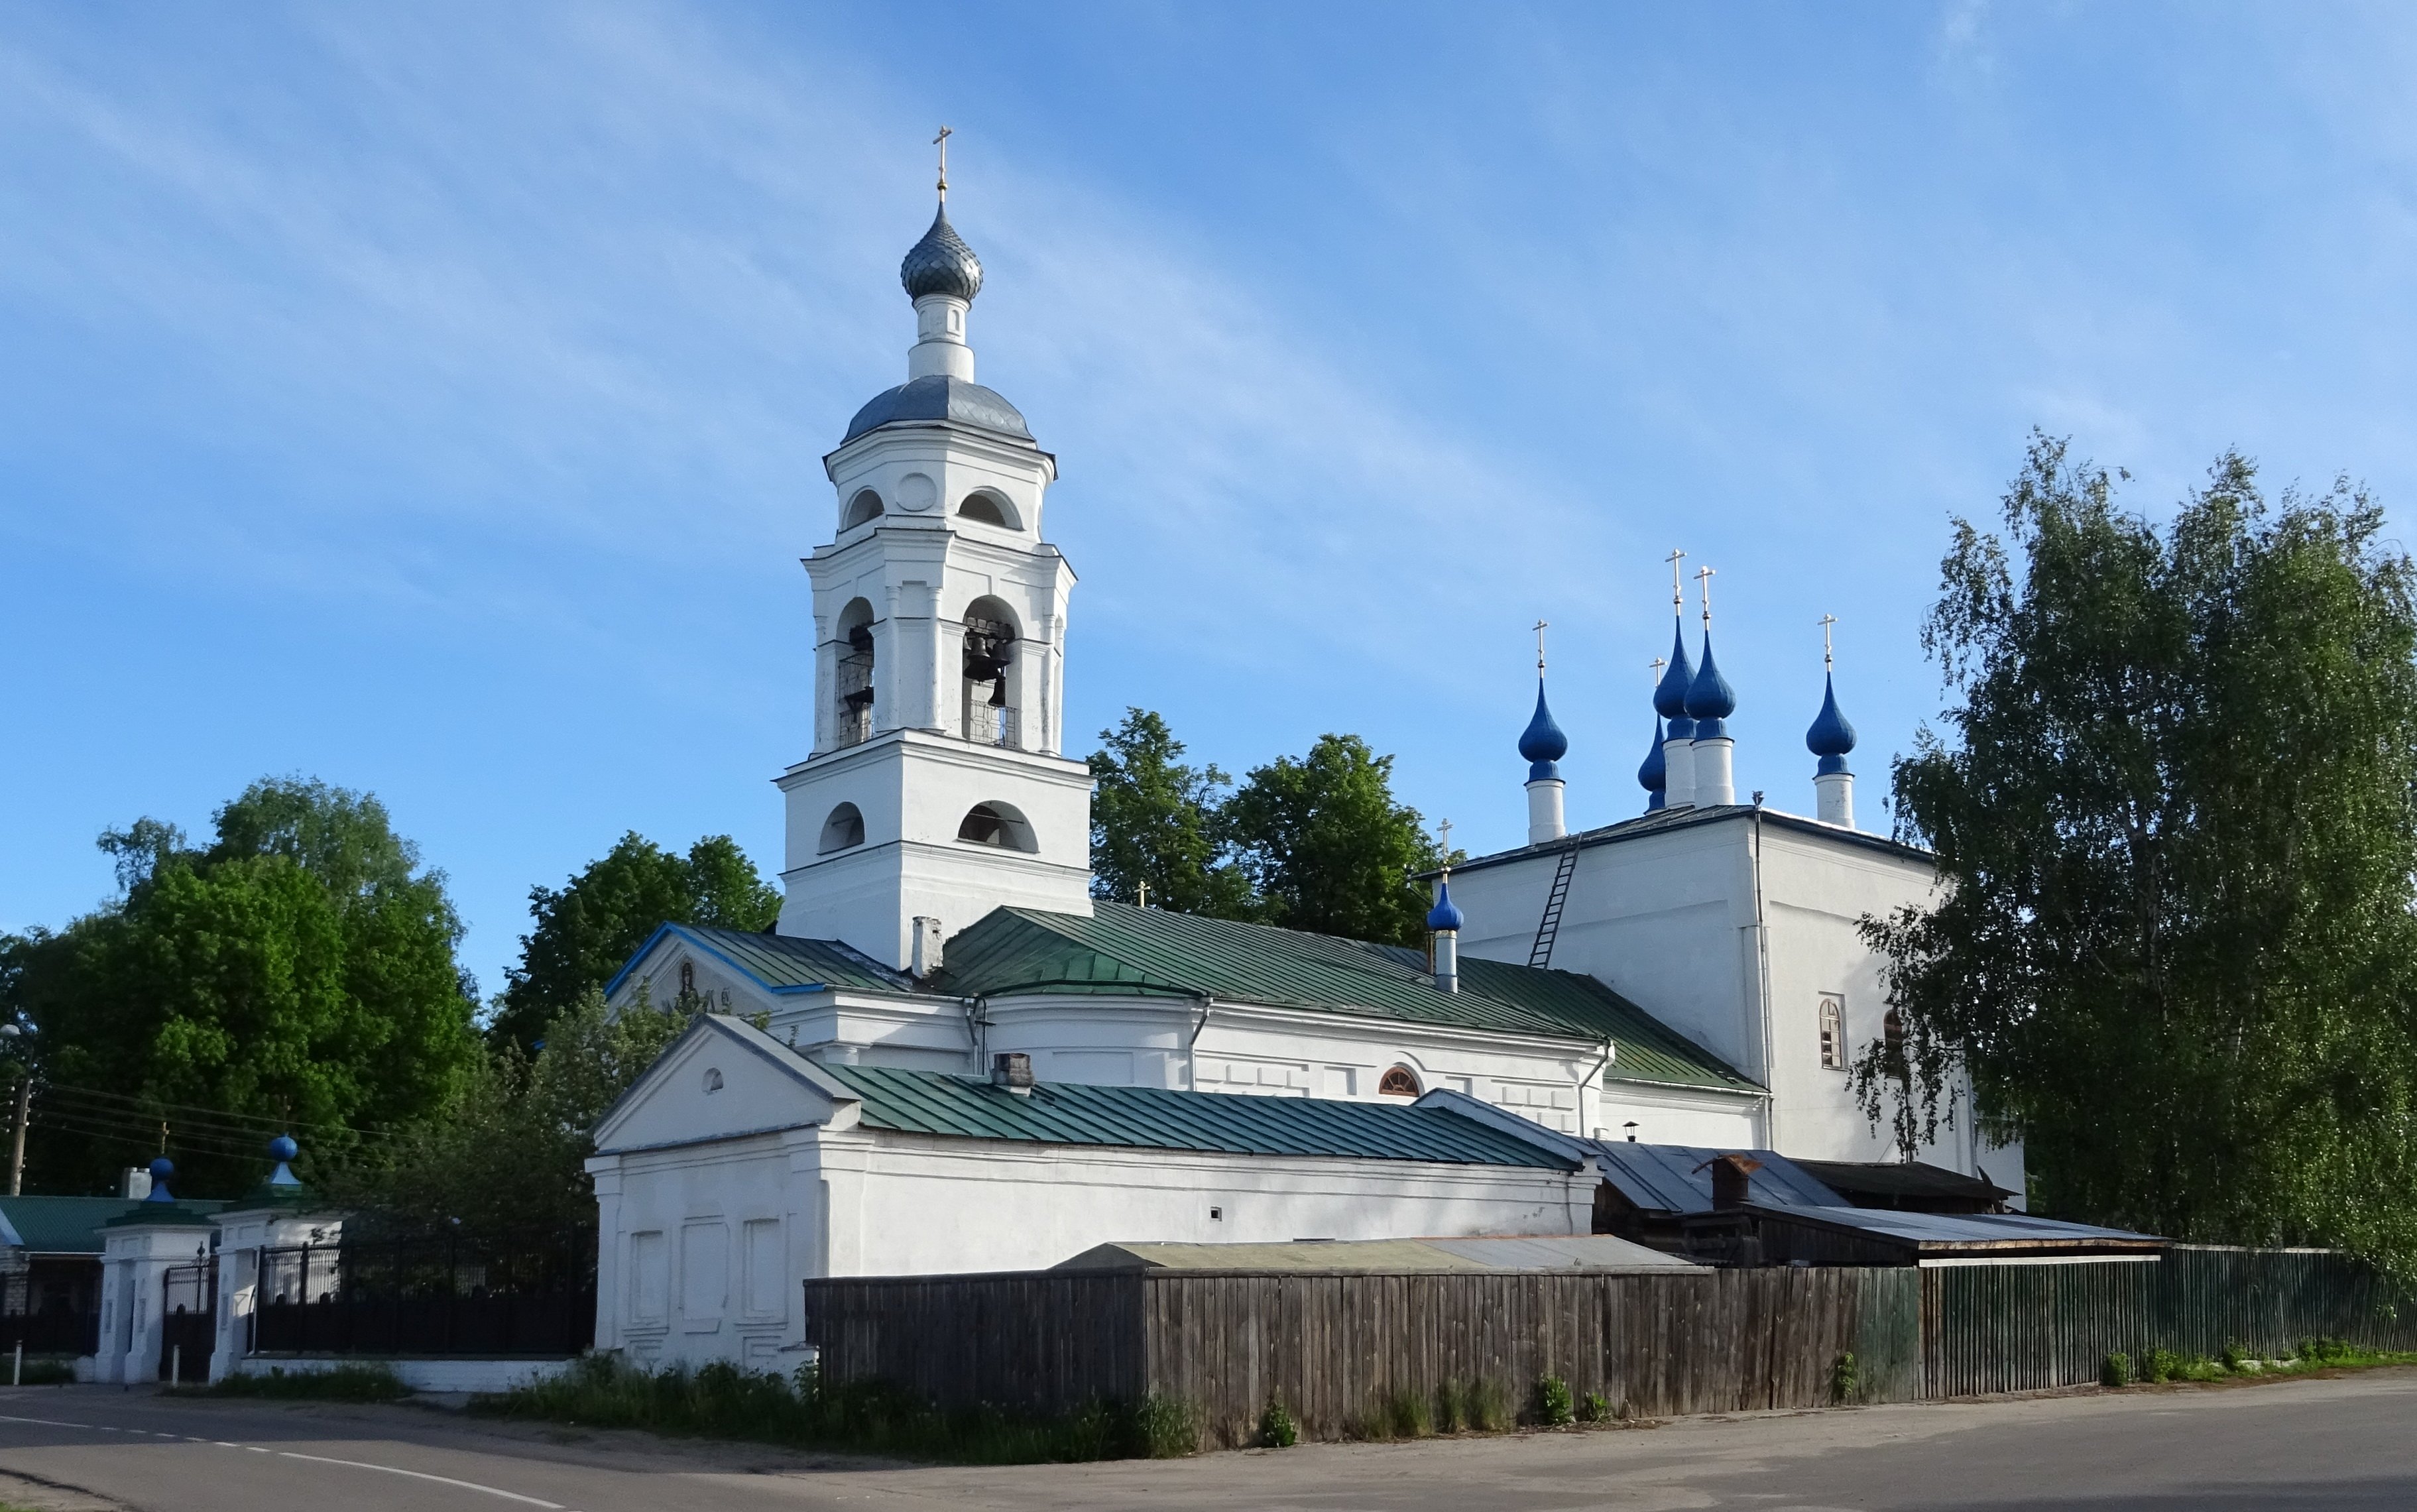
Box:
[587,1014,1601,1371]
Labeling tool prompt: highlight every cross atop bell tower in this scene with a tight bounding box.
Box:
[774,164,1094,967]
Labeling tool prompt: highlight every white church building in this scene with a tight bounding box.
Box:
[588,188,2021,1369]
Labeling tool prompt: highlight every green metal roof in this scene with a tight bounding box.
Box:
[0,1195,229,1253]
[931,903,1758,1094]
[610,923,914,999]
[820,1064,1576,1169]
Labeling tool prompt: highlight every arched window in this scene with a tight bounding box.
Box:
[958,491,1018,528]
[1883,1008,1908,1078]
[679,959,695,996]
[843,489,883,530]
[961,596,1020,748]
[1377,1065,1421,1097]
[834,599,876,747]
[819,802,866,854]
[1818,994,1844,1071]
[957,801,1036,852]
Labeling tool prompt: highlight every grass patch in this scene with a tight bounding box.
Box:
[472,1354,1195,1465]
[172,1364,411,1402]
[2,1356,76,1387]
[2099,1338,2417,1391]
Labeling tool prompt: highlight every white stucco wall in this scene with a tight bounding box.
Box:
[1449,808,2022,1191]
[593,1127,1590,1372]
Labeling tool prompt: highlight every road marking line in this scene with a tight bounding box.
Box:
[275,1451,565,1508]
[0,1411,564,1508]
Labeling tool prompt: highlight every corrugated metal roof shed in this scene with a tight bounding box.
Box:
[1589,1142,1846,1214]
[0,1195,229,1254]
[820,1065,1577,1170]
[1056,1234,1697,1273]
[931,903,1757,1095]
[607,923,914,999]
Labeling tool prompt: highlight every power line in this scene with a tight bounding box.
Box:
[28,1108,289,1159]
[32,1082,402,1143]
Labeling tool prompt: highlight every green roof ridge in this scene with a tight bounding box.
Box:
[933,902,1756,1094]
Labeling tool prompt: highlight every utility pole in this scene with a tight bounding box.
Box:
[8,1076,28,1197]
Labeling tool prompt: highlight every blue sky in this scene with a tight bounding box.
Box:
[7,2,2417,998]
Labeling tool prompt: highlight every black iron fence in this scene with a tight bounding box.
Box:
[0,1308,98,1356]
[253,1228,595,1358]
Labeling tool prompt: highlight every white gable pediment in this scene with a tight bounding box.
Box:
[595,1014,858,1155]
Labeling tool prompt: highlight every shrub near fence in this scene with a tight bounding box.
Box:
[805,1267,1921,1449]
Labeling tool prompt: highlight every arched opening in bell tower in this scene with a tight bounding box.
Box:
[843,489,883,530]
[961,596,1020,748]
[835,598,876,747]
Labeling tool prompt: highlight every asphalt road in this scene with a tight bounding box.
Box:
[0,1368,2408,1511]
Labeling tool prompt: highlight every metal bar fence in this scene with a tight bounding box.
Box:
[252,1229,597,1358]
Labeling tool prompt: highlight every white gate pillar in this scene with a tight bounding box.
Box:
[97,1161,217,1385]
[209,1136,341,1383]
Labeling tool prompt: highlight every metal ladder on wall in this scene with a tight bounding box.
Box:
[1528,840,1582,968]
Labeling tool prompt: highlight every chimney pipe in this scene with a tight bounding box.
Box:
[1709,1152,1763,1211]
[990,1051,1034,1093]
[912,916,943,978]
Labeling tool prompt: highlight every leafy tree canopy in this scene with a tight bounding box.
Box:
[0,778,479,1196]
[1225,733,1446,947]
[488,833,780,1055]
[319,987,685,1237]
[1087,709,1257,918]
[1861,436,2417,1270]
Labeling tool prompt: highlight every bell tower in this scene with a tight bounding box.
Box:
[776,162,1093,968]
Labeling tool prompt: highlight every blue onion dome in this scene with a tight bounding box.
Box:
[1637,717,1667,785]
[268,1134,299,1162]
[1426,876,1465,933]
[1684,629,1738,735]
[1653,622,1696,724]
[1806,671,1857,775]
[900,205,983,302]
[1637,717,1667,811]
[145,1157,174,1202]
[1518,679,1569,779]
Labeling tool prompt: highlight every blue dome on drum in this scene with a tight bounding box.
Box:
[1637,717,1667,809]
[1684,630,1738,736]
[1426,877,1465,933]
[1806,671,1857,775]
[1518,680,1569,780]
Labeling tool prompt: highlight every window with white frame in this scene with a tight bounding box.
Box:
[1818,994,1846,1071]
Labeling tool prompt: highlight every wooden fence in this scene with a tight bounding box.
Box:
[804,1266,1918,1447]
[805,1246,2417,1441]
[1922,1246,2417,1397]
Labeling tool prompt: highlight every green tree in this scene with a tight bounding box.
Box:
[1859,436,2417,1267]
[320,987,686,1236]
[1087,709,1258,917]
[0,778,479,1196]
[488,833,780,1055]
[1225,733,1446,947]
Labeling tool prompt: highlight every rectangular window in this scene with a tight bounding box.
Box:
[680,1220,729,1332]
[741,1218,784,1321]
[628,1231,668,1326]
[1818,994,1846,1071]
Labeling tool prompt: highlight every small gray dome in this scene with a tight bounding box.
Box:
[900,205,983,302]
[844,375,1031,443]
